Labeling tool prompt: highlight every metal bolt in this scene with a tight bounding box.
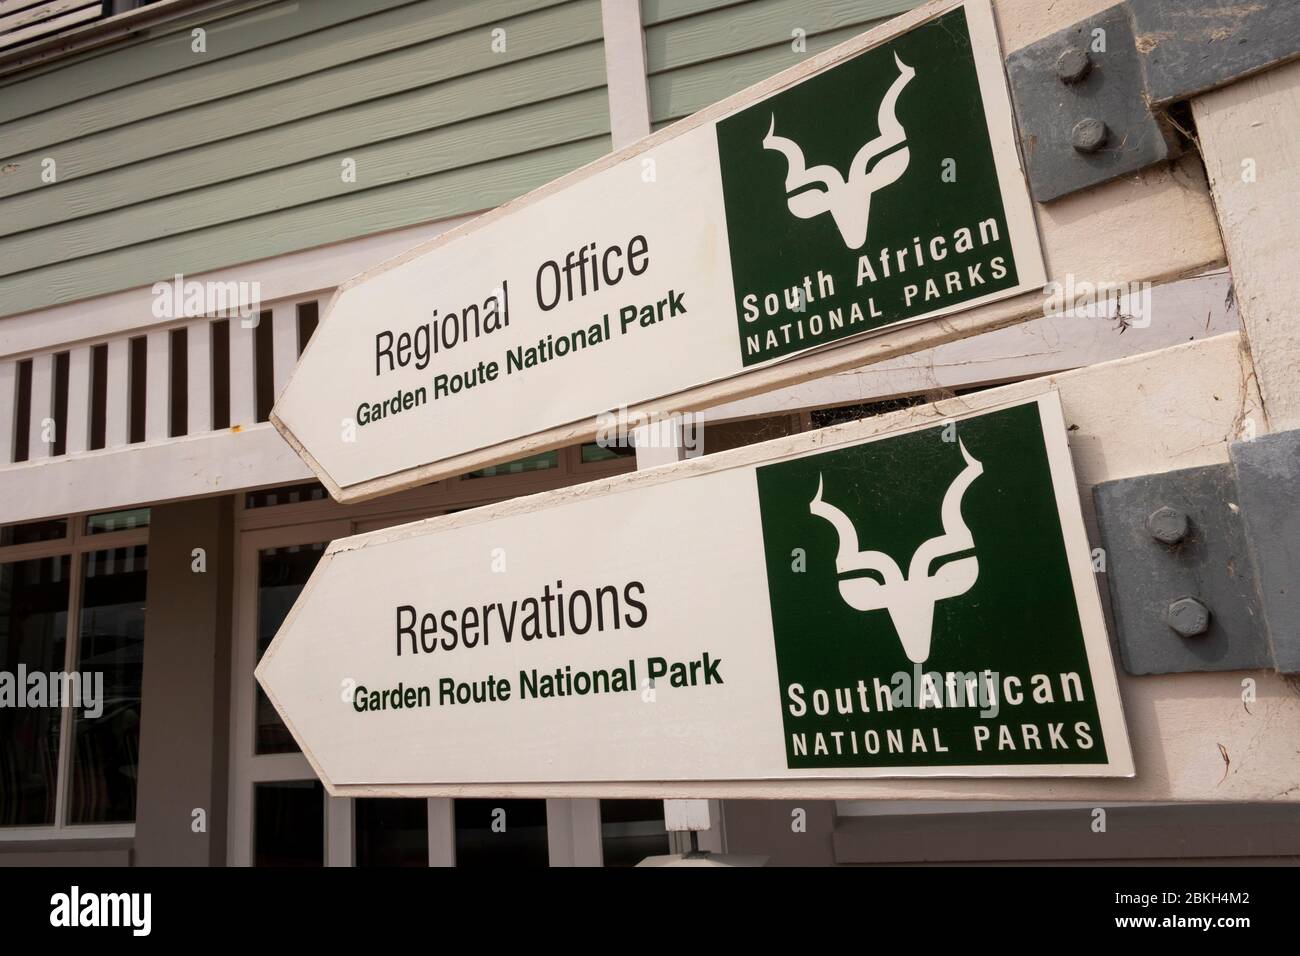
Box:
[1167,597,1211,638]
[1055,47,1092,84]
[1072,117,1108,153]
[1146,506,1189,545]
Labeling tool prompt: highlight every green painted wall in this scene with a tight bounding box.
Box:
[641,0,921,128]
[0,0,610,317]
[0,0,928,319]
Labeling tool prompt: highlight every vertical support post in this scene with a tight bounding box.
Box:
[630,418,723,856]
[546,798,604,866]
[600,0,652,148]
[105,337,130,447]
[134,497,234,866]
[271,301,299,404]
[65,347,92,455]
[663,799,725,854]
[145,329,170,441]
[1192,59,1300,432]
[0,360,16,464]
[427,798,455,867]
[228,315,257,427]
[27,352,54,459]
[187,319,213,434]
[326,795,354,867]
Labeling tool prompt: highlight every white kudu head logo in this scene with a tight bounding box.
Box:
[809,440,983,664]
[763,53,916,249]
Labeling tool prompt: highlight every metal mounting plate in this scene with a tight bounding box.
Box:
[1005,4,1175,203]
[1093,463,1268,675]
[1129,0,1300,107]
[1231,429,1300,673]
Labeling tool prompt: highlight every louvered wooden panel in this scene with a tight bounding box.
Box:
[0,0,102,51]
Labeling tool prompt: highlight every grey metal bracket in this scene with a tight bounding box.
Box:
[1231,429,1300,674]
[1005,0,1300,203]
[1093,428,1300,676]
[1006,5,1178,203]
[1130,0,1300,108]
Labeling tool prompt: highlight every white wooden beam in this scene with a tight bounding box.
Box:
[186,319,212,434]
[600,0,652,148]
[104,337,129,447]
[26,352,54,460]
[325,795,353,867]
[144,329,170,441]
[569,799,604,866]
[546,798,604,866]
[0,360,15,464]
[0,215,474,359]
[64,346,91,455]
[228,316,256,427]
[271,301,298,403]
[0,422,312,525]
[427,798,455,867]
[1193,58,1300,431]
[664,799,712,831]
[704,270,1238,422]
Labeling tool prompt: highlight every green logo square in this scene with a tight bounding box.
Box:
[717,7,1021,367]
[754,402,1109,769]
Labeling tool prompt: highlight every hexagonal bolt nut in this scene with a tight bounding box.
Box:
[1167,597,1211,638]
[1072,117,1108,153]
[1145,505,1189,545]
[1055,47,1092,84]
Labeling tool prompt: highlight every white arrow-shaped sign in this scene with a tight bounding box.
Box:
[257,393,1131,796]
[270,0,1044,502]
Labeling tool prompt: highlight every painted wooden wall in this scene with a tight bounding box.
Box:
[0,0,611,318]
[641,0,921,130]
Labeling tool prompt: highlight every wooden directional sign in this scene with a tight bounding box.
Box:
[258,393,1133,795]
[272,0,1046,502]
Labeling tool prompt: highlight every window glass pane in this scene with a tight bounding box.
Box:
[256,543,326,754]
[454,799,548,867]
[1,518,68,547]
[463,450,557,479]
[356,798,429,866]
[254,780,324,866]
[69,545,147,825]
[84,508,150,535]
[580,442,635,464]
[600,799,670,866]
[244,482,327,509]
[0,556,69,827]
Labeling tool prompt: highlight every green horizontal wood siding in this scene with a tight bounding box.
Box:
[642,0,919,125]
[0,0,609,317]
[1,137,610,316]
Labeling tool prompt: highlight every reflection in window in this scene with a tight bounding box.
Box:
[0,519,68,547]
[356,798,428,866]
[69,545,147,824]
[600,799,670,866]
[254,780,324,866]
[463,450,557,479]
[454,799,548,866]
[0,556,69,827]
[84,508,150,536]
[580,442,636,464]
[256,543,326,754]
[244,482,328,509]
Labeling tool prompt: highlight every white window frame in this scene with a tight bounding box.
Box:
[226,447,632,866]
[0,511,149,842]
